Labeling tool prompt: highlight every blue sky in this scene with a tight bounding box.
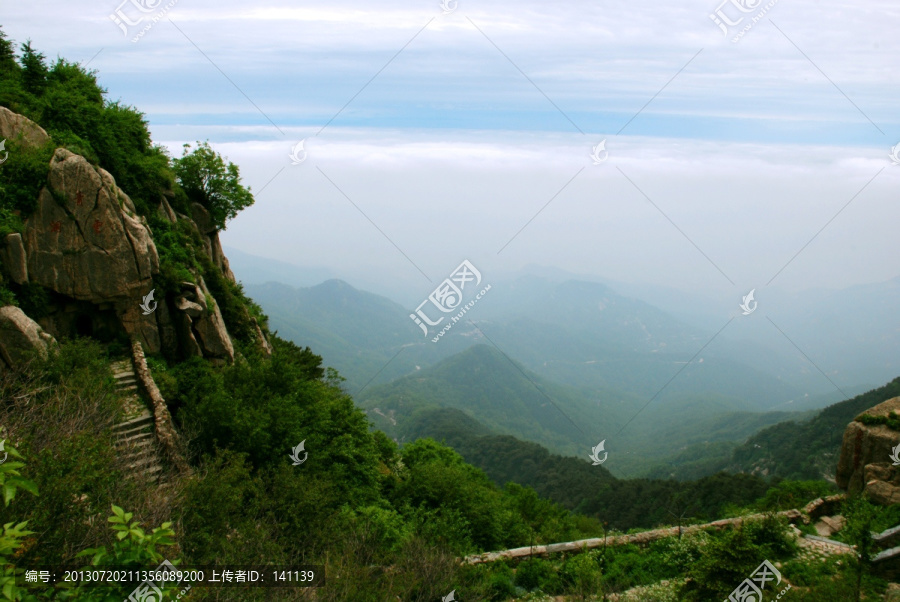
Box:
[1,0,898,302]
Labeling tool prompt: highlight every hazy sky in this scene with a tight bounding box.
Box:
[3,0,899,303]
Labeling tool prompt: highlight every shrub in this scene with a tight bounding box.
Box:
[515,557,559,592]
[756,479,837,512]
[562,550,604,601]
[680,526,765,601]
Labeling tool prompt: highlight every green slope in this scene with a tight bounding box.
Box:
[726,377,900,480]
[400,407,791,531]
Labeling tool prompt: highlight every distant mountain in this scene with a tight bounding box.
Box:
[495,265,900,400]
[358,343,814,477]
[359,344,634,459]
[250,274,812,411]
[247,276,827,475]
[770,276,900,390]
[245,280,427,392]
[224,246,338,288]
[470,276,809,411]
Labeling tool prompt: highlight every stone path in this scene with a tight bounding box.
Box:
[109,358,164,481]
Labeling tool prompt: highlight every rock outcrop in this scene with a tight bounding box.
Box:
[0,306,56,371]
[0,233,28,285]
[0,106,51,148]
[0,108,247,366]
[190,202,236,283]
[836,396,900,505]
[171,279,234,363]
[25,149,159,300]
[16,148,163,352]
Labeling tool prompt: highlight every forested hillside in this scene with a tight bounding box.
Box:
[727,377,900,480]
[402,407,835,530]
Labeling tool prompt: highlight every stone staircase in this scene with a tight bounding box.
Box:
[110,359,164,481]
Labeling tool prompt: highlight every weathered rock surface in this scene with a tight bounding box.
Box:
[836,396,900,505]
[23,149,159,301]
[191,202,215,235]
[157,196,177,224]
[0,106,51,148]
[171,279,234,362]
[18,149,163,351]
[0,306,56,370]
[175,297,204,318]
[192,278,234,362]
[251,317,272,356]
[0,233,28,284]
[814,515,845,537]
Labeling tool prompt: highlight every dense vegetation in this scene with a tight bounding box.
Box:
[728,377,900,480]
[402,407,841,530]
[0,31,896,601]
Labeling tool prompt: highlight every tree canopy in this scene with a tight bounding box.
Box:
[173,141,255,230]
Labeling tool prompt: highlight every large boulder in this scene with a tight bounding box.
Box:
[21,149,161,351]
[0,106,51,148]
[836,396,900,505]
[0,306,56,370]
[24,149,159,300]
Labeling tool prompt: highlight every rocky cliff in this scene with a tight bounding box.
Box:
[0,107,264,369]
[836,395,900,505]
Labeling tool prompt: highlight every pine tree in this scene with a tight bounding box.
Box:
[19,40,47,95]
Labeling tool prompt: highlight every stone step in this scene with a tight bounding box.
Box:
[118,435,156,451]
[114,419,152,434]
[126,454,163,471]
[112,412,153,431]
[122,454,159,469]
[124,463,163,480]
[115,424,154,441]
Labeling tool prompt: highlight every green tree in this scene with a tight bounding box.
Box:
[18,40,47,95]
[0,28,16,73]
[842,495,882,602]
[173,141,254,230]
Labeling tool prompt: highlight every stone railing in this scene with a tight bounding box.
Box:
[463,509,804,565]
[130,339,190,475]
